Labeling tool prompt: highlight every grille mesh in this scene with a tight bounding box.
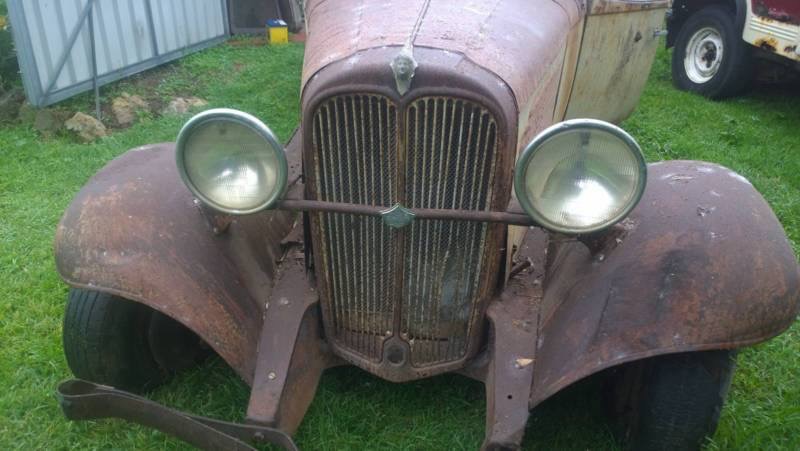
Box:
[402,97,498,366]
[312,94,398,361]
[311,94,499,367]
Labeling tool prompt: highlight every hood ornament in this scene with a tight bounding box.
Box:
[390,45,418,96]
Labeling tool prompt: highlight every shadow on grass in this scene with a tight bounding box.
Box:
[143,356,616,450]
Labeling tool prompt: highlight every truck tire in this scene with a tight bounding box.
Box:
[672,5,752,98]
[605,350,736,451]
[63,288,208,392]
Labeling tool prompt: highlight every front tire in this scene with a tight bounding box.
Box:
[672,6,753,98]
[605,350,736,451]
[63,288,208,392]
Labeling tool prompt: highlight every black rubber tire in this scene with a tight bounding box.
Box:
[605,350,736,451]
[63,288,208,392]
[672,6,753,99]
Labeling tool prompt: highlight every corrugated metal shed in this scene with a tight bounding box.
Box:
[8,0,229,107]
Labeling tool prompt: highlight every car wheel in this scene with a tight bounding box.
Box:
[672,6,753,98]
[63,288,209,392]
[604,350,736,451]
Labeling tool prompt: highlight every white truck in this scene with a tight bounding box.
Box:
[668,0,800,97]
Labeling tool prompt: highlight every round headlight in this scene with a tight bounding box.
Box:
[176,109,288,214]
[514,119,647,234]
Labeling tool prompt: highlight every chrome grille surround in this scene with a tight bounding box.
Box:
[310,93,500,370]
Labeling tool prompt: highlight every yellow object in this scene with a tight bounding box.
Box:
[267,19,288,44]
[0,16,7,30]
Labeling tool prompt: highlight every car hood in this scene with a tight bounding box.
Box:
[302,0,583,111]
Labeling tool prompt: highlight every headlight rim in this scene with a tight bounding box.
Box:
[175,108,288,215]
[513,118,647,235]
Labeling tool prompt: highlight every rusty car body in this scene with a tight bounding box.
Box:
[54,0,800,450]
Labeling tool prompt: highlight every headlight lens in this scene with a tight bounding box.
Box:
[514,119,646,234]
[176,109,287,214]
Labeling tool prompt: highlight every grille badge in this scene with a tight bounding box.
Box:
[381,203,415,229]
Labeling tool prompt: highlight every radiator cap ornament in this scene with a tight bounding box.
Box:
[390,45,418,96]
[381,203,415,229]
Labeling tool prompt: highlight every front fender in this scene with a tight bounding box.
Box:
[55,135,302,383]
[528,160,800,407]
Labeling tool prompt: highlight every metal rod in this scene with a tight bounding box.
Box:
[276,198,535,227]
[88,1,100,120]
[42,0,96,103]
[143,0,160,56]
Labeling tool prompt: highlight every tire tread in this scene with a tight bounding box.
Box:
[63,288,164,392]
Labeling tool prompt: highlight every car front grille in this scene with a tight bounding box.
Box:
[310,94,499,368]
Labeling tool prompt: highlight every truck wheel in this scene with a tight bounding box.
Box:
[604,350,736,451]
[63,288,209,392]
[672,6,752,98]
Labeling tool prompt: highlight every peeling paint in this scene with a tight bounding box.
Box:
[755,37,779,52]
[697,205,716,217]
[664,174,695,184]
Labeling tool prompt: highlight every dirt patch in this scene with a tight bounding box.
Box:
[80,62,204,131]
[24,59,204,131]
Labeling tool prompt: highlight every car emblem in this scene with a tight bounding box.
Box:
[380,203,416,229]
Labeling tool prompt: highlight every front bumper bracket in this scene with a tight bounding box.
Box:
[57,379,299,451]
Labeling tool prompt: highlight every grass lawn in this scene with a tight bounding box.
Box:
[1,39,798,450]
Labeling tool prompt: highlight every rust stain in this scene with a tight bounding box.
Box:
[55,135,304,383]
[530,160,800,408]
[755,37,779,52]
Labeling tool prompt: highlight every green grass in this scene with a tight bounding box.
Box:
[1,40,798,450]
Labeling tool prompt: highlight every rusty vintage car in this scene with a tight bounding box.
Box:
[669,0,800,98]
[54,0,800,450]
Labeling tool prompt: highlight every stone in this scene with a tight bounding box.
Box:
[65,112,107,142]
[187,97,208,109]
[111,92,149,126]
[162,98,189,115]
[162,96,208,116]
[34,109,70,137]
[0,87,24,124]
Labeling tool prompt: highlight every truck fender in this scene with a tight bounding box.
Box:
[528,160,800,407]
[54,134,302,383]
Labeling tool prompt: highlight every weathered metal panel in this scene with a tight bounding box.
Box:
[752,0,800,25]
[301,0,581,123]
[529,160,800,408]
[744,0,800,61]
[54,130,303,383]
[565,5,668,124]
[7,0,229,107]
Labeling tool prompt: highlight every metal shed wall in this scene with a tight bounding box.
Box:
[8,0,229,107]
